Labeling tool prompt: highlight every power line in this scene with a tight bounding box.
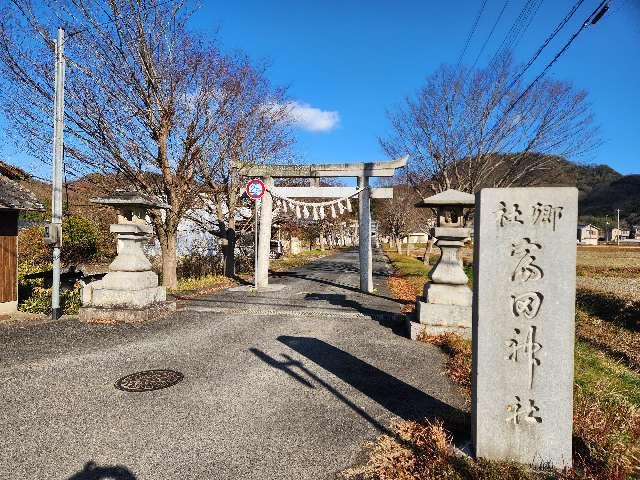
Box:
[457,0,489,65]
[471,0,510,70]
[505,0,586,92]
[489,0,540,68]
[503,0,610,118]
[508,0,544,53]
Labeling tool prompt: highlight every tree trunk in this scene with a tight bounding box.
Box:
[223,227,236,277]
[395,236,402,254]
[160,231,178,288]
[423,239,434,265]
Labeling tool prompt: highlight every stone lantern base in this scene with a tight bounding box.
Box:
[410,294,472,339]
[79,301,176,324]
[79,223,175,323]
[407,226,472,339]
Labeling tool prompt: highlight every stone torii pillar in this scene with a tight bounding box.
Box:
[358,175,373,292]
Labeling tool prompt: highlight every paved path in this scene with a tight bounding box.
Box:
[0,249,467,480]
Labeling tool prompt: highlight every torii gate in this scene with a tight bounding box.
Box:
[241,156,407,293]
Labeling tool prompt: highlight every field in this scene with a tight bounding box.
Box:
[373,243,640,480]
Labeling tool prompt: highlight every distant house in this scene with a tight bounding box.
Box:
[603,227,630,242]
[577,224,599,245]
[631,226,640,239]
[402,232,430,244]
[0,161,45,313]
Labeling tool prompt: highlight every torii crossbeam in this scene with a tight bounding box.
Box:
[239,156,408,292]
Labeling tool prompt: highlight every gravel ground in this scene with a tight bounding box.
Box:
[0,249,466,480]
[577,275,640,301]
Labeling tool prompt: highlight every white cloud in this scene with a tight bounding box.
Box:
[285,101,340,132]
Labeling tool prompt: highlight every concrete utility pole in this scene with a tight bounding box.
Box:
[51,28,66,320]
[617,209,621,245]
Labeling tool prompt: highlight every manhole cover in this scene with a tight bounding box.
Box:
[115,369,184,392]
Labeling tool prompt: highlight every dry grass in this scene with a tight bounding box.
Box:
[574,246,640,371]
[417,332,472,397]
[341,419,557,480]
[572,344,640,479]
[576,310,640,370]
[386,252,431,313]
[577,246,640,278]
[169,274,237,298]
[269,248,344,272]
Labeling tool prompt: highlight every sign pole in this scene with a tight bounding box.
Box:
[245,178,266,289]
[254,198,259,289]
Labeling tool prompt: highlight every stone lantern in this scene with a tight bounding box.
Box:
[408,189,475,339]
[79,190,174,323]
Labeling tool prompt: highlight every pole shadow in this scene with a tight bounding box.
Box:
[303,292,407,336]
[271,269,406,305]
[66,461,137,480]
[250,337,469,443]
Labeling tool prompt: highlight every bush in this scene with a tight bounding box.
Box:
[18,226,51,267]
[177,253,222,279]
[62,215,99,264]
[18,215,103,268]
[19,283,81,315]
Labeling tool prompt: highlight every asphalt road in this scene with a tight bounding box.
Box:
[0,249,467,480]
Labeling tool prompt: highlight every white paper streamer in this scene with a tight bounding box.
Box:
[265,186,367,221]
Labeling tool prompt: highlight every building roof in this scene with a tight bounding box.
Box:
[0,167,45,211]
[0,159,29,180]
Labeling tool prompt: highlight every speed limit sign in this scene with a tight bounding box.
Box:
[246,178,266,200]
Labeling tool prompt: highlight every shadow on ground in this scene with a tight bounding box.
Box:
[251,336,470,444]
[304,292,406,335]
[67,462,137,480]
[270,269,407,306]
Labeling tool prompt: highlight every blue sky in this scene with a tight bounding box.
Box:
[192,0,640,175]
[1,0,638,177]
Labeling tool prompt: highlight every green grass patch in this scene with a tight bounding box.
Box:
[386,251,430,277]
[575,340,640,406]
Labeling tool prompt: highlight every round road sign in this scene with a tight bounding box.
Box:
[246,178,266,200]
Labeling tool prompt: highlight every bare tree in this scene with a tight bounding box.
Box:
[374,184,430,254]
[194,57,293,277]
[380,56,599,195]
[0,0,233,287]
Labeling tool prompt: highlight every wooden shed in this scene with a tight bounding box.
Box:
[0,161,44,313]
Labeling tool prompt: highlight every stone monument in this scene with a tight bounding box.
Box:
[472,187,577,468]
[408,189,475,339]
[79,190,175,323]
